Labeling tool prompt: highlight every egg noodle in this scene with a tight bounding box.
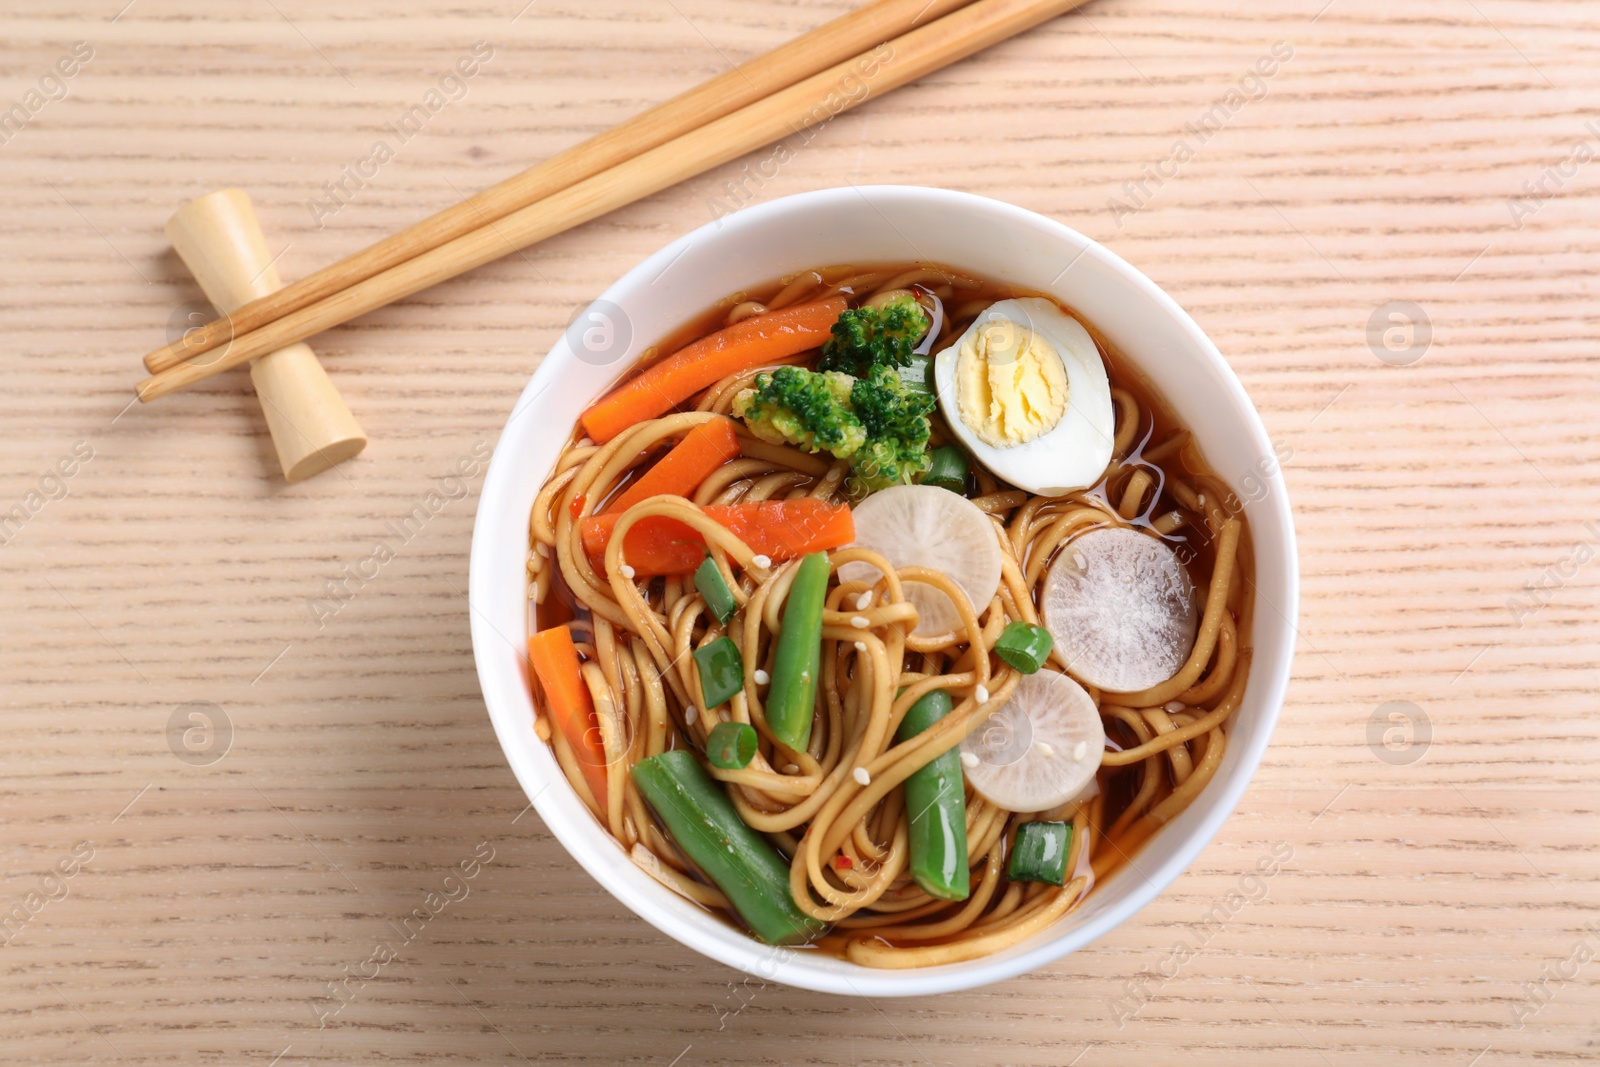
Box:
[526,265,1252,966]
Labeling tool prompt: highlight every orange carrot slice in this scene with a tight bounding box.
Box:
[601,416,740,516]
[581,498,855,577]
[527,626,609,819]
[579,297,847,444]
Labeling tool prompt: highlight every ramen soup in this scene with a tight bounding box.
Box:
[525,263,1253,967]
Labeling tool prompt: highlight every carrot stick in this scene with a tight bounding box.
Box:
[527,626,610,819]
[601,416,741,516]
[579,298,847,443]
[580,498,854,576]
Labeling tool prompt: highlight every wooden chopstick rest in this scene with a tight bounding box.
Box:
[165,189,366,482]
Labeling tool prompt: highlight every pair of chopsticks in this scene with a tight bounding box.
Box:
[136,0,1093,401]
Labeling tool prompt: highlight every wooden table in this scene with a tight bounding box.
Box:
[3,1,1595,1063]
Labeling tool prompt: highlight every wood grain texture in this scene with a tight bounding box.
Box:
[1,1,1596,1064]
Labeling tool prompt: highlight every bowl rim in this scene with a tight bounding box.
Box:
[469,184,1298,997]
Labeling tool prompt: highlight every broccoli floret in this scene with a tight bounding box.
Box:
[733,366,866,457]
[846,366,936,490]
[816,293,927,378]
[731,364,934,493]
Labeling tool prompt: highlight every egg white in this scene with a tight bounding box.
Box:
[932,297,1114,495]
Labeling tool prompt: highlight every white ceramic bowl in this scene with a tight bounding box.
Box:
[470,186,1297,997]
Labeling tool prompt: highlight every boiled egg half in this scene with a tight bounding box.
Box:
[932,298,1114,495]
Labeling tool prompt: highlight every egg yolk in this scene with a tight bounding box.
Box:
[954,319,1070,448]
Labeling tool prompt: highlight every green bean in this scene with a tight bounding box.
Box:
[921,445,970,494]
[706,721,757,769]
[994,621,1053,674]
[765,551,829,751]
[1008,821,1070,885]
[693,636,743,709]
[694,556,738,624]
[895,689,970,901]
[632,751,822,945]
[898,354,934,395]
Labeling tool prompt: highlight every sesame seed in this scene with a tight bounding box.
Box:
[577,437,593,448]
[619,564,636,579]
[753,669,770,685]
[751,554,771,569]
[1164,700,1185,713]
[534,543,550,558]
[851,616,869,629]
[855,591,873,610]
[1072,550,1087,570]
[1036,741,1055,758]
[783,763,800,774]
[854,641,867,652]
[852,767,871,786]
[1197,493,1207,507]
[975,685,990,704]
[959,752,980,769]
[685,705,699,724]
[1073,740,1088,761]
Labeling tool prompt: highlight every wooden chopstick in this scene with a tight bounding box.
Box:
[141,0,976,375]
[137,0,1092,402]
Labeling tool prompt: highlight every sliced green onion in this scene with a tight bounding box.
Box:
[994,621,1053,674]
[706,721,758,769]
[766,551,829,751]
[1008,820,1070,885]
[921,445,969,494]
[693,636,744,709]
[632,751,823,945]
[895,689,969,901]
[694,556,738,624]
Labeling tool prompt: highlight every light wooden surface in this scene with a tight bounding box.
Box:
[2,2,1596,1064]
